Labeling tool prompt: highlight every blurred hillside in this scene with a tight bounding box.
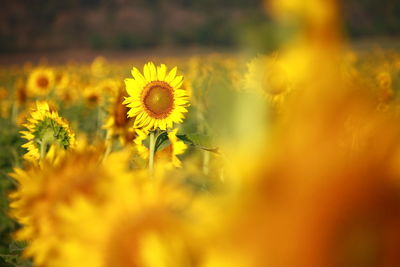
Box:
[0,0,400,53]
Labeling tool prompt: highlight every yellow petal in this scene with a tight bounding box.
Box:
[148,62,157,81]
[170,75,183,88]
[143,63,152,82]
[131,67,146,85]
[157,64,167,81]
[165,67,177,83]
[125,78,140,96]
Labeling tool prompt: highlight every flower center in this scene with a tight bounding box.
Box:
[87,94,99,104]
[263,67,288,96]
[114,93,129,127]
[17,87,27,103]
[142,81,174,118]
[37,76,49,89]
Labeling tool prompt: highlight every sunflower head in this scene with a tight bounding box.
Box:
[103,87,136,145]
[50,165,197,267]
[20,101,75,161]
[8,146,126,266]
[124,62,189,131]
[27,67,55,96]
[83,85,102,106]
[15,78,28,106]
[243,54,292,105]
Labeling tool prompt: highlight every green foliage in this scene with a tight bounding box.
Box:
[0,118,25,266]
[0,241,32,267]
[114,33,148,50]
[32,117,72,149]
[89,34,106,50]
[177,133,218,153]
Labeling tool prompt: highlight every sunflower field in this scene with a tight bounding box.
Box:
[1,0,400,267]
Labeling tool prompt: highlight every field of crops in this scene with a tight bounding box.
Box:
[1,1,400,267]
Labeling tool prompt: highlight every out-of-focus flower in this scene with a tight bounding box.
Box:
[134,128,151,159]
[46,164,197,267]
[0,87,9,118]
[243,54,292,105]
[91,56,108,77]
[124,62,189,131]
[27,67,55,96]
[156,129,188,168]
[20,101,75,162]
[8,146,123,267]
[376,71,393,103]
[103,87,136,145]
[55,71,70,90]
[15,78,28,107]
[225,87,400,267]
[97,78,121,96]
[83,85,103,106]
[0,87,8,100]
[134,128,187,168]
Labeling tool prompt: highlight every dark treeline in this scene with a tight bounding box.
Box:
[0,0,399,52]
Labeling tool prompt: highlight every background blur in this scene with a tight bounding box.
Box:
[1,0,400,56]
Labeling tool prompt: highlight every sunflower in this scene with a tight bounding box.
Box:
[20,101,75,162]
[134,128,187,168]
[15,78,28,107]
[27,67,55,96]
[158,129,188,168]
[376,71,393,103]
[8,147,126,267]
[97,78,120,96]
[91,56,108,77]
[103,87,136,145]
[243,54,292,105]
[51,166,196,267]
[0,87,9,118]
[123,62,189,131]
[83,85,103,106]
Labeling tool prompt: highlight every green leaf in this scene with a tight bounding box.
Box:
[177,134,219,153]
[154,132,169,152]
[9,241,27,253]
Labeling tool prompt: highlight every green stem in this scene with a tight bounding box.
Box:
[203,150,210,175]
[11,102,18,123]
[149,131,156,175]
[40,131,53,159]
[40,140,47,159]
[102,132,113,162]
[96,105,102,138]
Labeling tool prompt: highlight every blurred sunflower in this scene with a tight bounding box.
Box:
[157,129,188,168]
[124,62,189,130]
[0,87,9,118]
[243,54,292,105]
[51,166,197,267]
[27,67,55,96]
[103,88,136,145]
[84,85,102,106]
[134,128,187,168]
[97,78,120,96]
[55,70,70,89]
[8,147,125,266]
[376,71,393,103]
[15,78,28,107]
[20,101,75,161]
[91,56,108,77]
